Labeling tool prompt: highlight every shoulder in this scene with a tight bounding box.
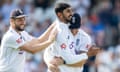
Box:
[78,29,92,42]
[22,31,28,34]
[79,29,90,38]
[2,31,18,43]
[21,31,30,36]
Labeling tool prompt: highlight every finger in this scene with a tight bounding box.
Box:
[52,66,59,72]
[48,64,58,72]
[56,68,60,72]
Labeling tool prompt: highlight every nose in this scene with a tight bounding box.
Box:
[71,12,73,16]
[70,11,73,17]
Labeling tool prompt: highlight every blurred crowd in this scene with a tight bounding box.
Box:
[0,0,120,72]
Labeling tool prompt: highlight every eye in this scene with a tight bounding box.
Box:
[67,8,73,13]
[67,9,71,13]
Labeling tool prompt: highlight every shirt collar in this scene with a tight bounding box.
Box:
[55,18,70,27]
[9,27,23,36]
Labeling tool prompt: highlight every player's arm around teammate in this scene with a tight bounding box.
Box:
[37,22,56,43]
[9,9,58,54]
[47,12,100,68]
[19,27,57,54]
[49,46,100,69]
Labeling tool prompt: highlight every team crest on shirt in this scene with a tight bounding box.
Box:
[60,43,66,49]
[16,38,22,44]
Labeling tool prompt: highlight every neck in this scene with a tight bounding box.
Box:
[15,29,21,34]
[11,26,21,34]
[71,29,79,36]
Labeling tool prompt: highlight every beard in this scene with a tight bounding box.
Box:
[65,18,70,23]
[15,23,25,31]
[62,14,72,23]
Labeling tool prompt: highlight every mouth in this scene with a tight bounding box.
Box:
[69,15,72,18]
[20,24,25,28]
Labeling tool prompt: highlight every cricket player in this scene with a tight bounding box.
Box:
[47,12,99,72]
[0,9,57,72]
[44,3,94,72]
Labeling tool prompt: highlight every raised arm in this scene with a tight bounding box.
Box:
[19,27,58,54]
[47,53,88,67]
[53,56,87,67]
[38,22,56,43]
[65,45,100,67]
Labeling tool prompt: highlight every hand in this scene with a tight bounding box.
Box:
[48,64,60,72]
[49,56,64,66]
[48,27,58,43]
[87,46,101,57]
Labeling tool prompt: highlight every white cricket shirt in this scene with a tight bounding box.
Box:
[44,20,91,72]
[0,27,33,72]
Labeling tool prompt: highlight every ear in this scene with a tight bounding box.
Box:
[10,18,15,25]
[10,19,14,23]
[57,12,62,18]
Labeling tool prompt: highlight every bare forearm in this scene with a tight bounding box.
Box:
[20,39,52,54]
[30,41,52,53]
[65,51,87,67]
[38,23,55,42]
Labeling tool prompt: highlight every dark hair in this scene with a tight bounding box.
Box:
[55,3,71,14]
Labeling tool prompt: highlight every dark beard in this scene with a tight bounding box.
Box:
[63,14,72,23]
[16,26,24,31]
[65,18,70,23]
[15,24,24,31]
[63,16,70,23]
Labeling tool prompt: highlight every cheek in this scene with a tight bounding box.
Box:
[64,14,69,19]
[15,20,20,24]
[20,21,26,25]
[24,21,26,24]
[14,21,18,25]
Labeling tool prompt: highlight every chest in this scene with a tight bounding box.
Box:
[56,27,81,54]
[14,33,29,55]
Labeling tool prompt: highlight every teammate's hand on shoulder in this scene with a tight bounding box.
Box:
[48,64,60,72]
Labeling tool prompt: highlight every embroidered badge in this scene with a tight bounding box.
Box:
[60,43,66,49]
[16,38,22,44]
